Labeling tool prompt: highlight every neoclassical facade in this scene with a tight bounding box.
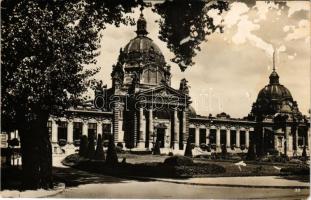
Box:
[44,14,310,157]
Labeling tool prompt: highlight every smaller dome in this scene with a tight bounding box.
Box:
[188,106,197,117]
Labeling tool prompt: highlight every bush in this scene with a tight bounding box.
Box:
[58,139,67,147]
[206,144,211,152]
[164,155,194,166]
[87,134,96,159]
[302,145,307,159]
[281,165,310,175]
[184,137,193,157]
[200,143,207,150]
[117,142,124,149]
[246,143,256,160]
[221,144,228,159]
[94,134,105,161]
[106,135,118,165]
[153,140,161,155]
[79,135,88,158]
[168,152,174,156]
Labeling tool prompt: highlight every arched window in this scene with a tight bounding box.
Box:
[142,68,157,85]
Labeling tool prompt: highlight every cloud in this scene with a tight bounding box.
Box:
[287,1,310,17]
[231,15,274,56]
[285,19,310,41]
[254,1,278,21]
[224,2,249,28]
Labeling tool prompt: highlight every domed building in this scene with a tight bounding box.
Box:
[31,14,309,158]
[249,63,309,157]
[105,13,192,150]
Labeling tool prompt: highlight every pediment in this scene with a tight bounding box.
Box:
[137,85,187,98]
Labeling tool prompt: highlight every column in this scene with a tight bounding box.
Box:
[245,129,250,148]
[216,128,220,150]
[308,127,311,150]
[149,109,154,149]
[206,128,210,145]
[173,109,179,149]
[82,121,88,136]
[51,120,58,143]
[67,120,74,144]
[195,127,200,146]
[286,127,292,155]
[97,122,102,136]
[226,129,230,148]
[137,107,146,148]
[182,110,186,144]
[236,129,240,148]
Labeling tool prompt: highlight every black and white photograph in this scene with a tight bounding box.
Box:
[1,0,310,199]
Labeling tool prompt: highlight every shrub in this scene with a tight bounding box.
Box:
[200,143,207,150]
[87,134,96,159]
[117,142,124,149]
[106,135,118,165]
[168,152,174,156]
[240,144,246,151]
[8,138,19,147]
[221,144,228,159]
[281,165,310,175]
[164,155,194,166]
[153,140,161,155]
[246,143,256,160]
[302,145,307,159]
[73,139,80,147]
[79,135,88,158]
[58,139,67,147]
[184,137,193,157]
[94,134,105,161]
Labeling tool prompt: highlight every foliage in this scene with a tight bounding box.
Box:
[153,0,228,71]
[79,135,88,158]
[184,137,193,157]
[87,134,96,159]
[302,145,307,159]
[106,135,118,165]
[94,134,105,160]
[221,144,228,159]
[1,0,142,189]
[164,155,194,166]
[153,140,161,155]
[281,164,310,175]
[8,138,19,147]
[246,143,257,160]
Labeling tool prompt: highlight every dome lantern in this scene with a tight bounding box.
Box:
[136,9,148,36]
[269,50,279,85]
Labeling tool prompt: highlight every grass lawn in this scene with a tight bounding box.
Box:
[117,152,305,177]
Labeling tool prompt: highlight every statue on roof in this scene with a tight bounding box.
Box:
[179,78,190,94]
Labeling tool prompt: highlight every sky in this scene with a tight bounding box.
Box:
[91,0,310,118]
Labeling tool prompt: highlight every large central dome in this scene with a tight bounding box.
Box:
[121,13,165,67]
[124,36,163,56]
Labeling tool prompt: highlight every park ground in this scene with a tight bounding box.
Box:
[1,153,310,199]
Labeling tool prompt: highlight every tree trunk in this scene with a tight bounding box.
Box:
[19,112,53,190]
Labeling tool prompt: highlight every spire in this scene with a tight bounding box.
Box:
[136,6,148,36]
[269,49,279,84]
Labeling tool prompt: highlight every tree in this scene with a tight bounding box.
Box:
[106,135,118,165]
[79,135,88,158]
[87,134,96,159]
[153,140,161,155]
[246,143,257,160]
[153,0,228,71]
[1,0,142,189]
[221,144,228,159]
[94,134,105,160]
[184,137,193,157]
